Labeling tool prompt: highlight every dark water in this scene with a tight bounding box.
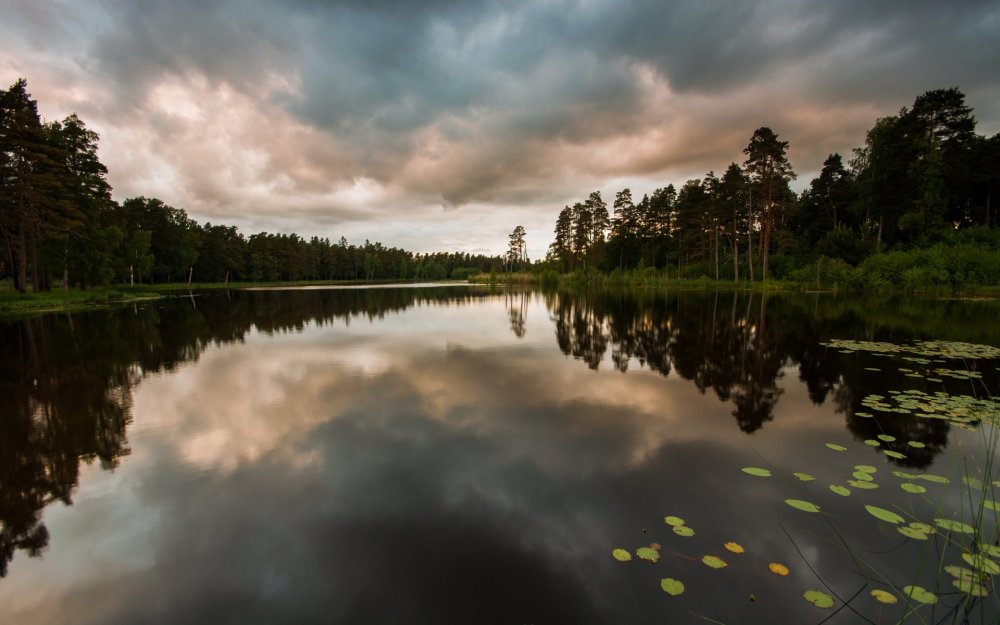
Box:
[1,285,999,624]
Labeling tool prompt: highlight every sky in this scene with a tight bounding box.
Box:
[2,0,999,258]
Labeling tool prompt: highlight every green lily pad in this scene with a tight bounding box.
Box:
[893,470,920,479]
[962,552,1000,575]
[877,434,896,442]
[803,590,834,609]
[983,500,1000,512]
[848,480,879,490]
[672,525,695,537]
[903,585,937,605]
[612,548,632,562]
[793,472,815,482]
[741,467,772,477]
[785,499,821,513]
[884,450,907,460]
[901,483,926,494]
[864,439,881,447]
[636,547,660,563]
[935,519,975,534]
[919,474,950,484]
[909,522,933,533]
[854,465,877,474]
[897,526,929,540]
[962,476,986,490]
[907,441,926,448]
[870,589,898,604]
[865,505,905,524]
[953,578,990,597]
[829,485,851,497]
[944,565,978,581]
[979,543,1000,558]
[701,555,727,569]
[664,516,686,527]
[852,471,874,482]
[660,577,685,596]
[825,443,848,452]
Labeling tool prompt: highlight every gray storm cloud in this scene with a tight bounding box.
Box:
[1,0,998,254]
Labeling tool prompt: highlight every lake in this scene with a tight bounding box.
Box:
[1,285,998,624]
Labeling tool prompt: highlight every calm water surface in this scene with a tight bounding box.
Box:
[1,286,999,624]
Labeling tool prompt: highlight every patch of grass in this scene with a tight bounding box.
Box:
[0,287,160,316]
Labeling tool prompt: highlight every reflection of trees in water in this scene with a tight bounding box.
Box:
[542,289,990,456]
[506,292,529,339]
[0,287,488,577]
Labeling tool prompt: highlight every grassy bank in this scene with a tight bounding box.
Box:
[0,287,162,316]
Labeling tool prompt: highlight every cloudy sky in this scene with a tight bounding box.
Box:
[2,0,998,257]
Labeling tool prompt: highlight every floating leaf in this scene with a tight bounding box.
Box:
[854,465,877,474]
[723,542,745,554]
[903,585,937,605]
[865,505,905,524]
[673,525,695,537]
[660,578,685,596]
[898,527,929,540]
[829,485,851,497]
[983,500,1000,512]
[979,543,1000,558]
[612,548,632,562]
[953,578,990,597]
[884,450,907,459]
[893,470,920,479]
[664,516,686,527]
[962,476,986,490]
[852,471,874,482]
[962,552,1000,575]
[870,589,898,605]
[741,467,772,477]
[785,499,821,513]
[919,474,950,484]
[825,443,847,452]
[702,555,727,569]
[901,483,926,494]
[909,522,933,533]
[848,480,879,490]
[907,441,926,449]
[864,439,881,447]
[935,519,975,534]
[803,590,834,609]
[793,472,816,482]
[944,565,978,581]
[768,562,789,576]
[877,434,896,442]
[636,547,660,563]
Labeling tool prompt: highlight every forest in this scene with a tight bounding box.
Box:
[541,88,1000,290]
[0,79,502,293]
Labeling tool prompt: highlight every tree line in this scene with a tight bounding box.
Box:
[544,87,1000,285]
[0,78,504,292]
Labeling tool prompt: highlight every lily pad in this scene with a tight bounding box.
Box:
[829,485,851,497]
[962,476,986,490]
[854,465,877,474]
[672,525,695,537]
[919,474,950,484]
[865,505,905,524]
[979,543,1000,558]
[983,500,1000,512]
[784,499,821,513]
[636,547,660,563]
[723,542,745,554]
[793,472,815,482]
[864,439,881,447]
[935,519,975,534]
[741,467,772,477]
[892,470,920,479]
[848,480,879,490]
[902,585,937,605]
[953,578,990,597]
[901,483,926,494]
[877,434,896,442]
[852,471,874,482]
[907,441,926,448]
[825,443,847,452]
[897,526,929,540]
[702,555,727,569]
[768,562,789,576]
[660,578,685,596]
[664,516,686,527]
[884,450,907,460]
[962,552,1000,575]
[612,548,632,562]
[870,589,898,604]
[944,565,978,581]
[803,590,834,609]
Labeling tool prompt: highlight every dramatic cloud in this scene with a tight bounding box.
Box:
[1,0,998,255]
